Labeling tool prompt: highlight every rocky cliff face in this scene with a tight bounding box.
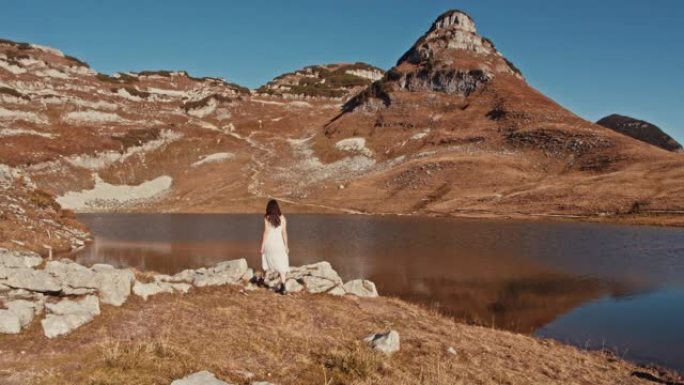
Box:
[596,114,682,152]
[256,63,384,100]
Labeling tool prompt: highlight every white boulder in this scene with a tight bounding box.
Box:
[2,267,61,293]
[41,295,100,338]
[364,330,400,354]
[343,279,379,297]
[193,259,249,287]
[4,299,41,327]
[171,370,231,385]
[133,281,174,301]
[0,248,43,269]
[0,309,21,334]
[91,266,135,306]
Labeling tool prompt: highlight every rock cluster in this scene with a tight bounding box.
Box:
[259,261,378,297]
[1,248,379,338]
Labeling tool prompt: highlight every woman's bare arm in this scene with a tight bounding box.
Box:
[260,218,267,254]
[282,216,289,253]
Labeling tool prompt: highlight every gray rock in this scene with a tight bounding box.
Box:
[284,278,303,293]
[41,295,100,338]
[342,279,379,297]
[0,248,43,269]
[0,309,21,334]
[171,370,231,385]
[46,295,100,316]
[91,268,134,306]
[251,382,274,385]
[327,286,346,296]
[45,259,96,294]
[46,260,134,305]
[2,267,61,293]
[287,261,344,294]
[4,299,40,327]
[133,281,174,301]
[364,330,400,354]
[193,259,249,287]
[300,276,338,293]
[169,282,192,294]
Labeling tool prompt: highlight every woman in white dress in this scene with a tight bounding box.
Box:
[260,199,290,292]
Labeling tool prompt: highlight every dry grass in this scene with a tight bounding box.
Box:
[0,285,665,385]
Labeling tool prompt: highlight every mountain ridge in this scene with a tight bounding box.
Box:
[1,10,683,254]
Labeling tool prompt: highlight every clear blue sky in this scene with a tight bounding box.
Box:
[1,0,682,143]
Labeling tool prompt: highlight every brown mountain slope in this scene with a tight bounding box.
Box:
[597,114,683,152]
[1,10,683,254]
[309,10,684,219]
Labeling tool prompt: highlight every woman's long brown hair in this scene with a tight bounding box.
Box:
[265,199,282,227]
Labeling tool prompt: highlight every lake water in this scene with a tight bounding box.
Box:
[70,213,684,372]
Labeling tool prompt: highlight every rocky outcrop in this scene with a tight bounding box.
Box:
[171,371,231,385]
[1,248,379,337]
[596,114,682,152]
[257,63,384,100]
[342,279,379,297]
[41,295,100,338]
[364,330,400,354]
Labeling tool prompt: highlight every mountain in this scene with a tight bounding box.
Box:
[1,10,683,253]
[256,63,384,100]
[596,114,682,152]
[314,10,684,218]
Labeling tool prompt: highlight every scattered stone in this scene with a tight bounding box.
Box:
[364,330,400,354]
[4,299,40,327]
[447,346,457,355]
[284,278,303,293]
[41,295,100,338]
[193,259,249,287]
[342,279,379,297]
[171,370,231,385]
[327,286,346,296]
[0,248,43,269]
[300,276,338,293]
[133,281,174,301]
[91,267,134,306]
[251,382,274,385]
[0,309,21,334]
[2,267,61,293]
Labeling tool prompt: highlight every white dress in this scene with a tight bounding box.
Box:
[261,215,289,274]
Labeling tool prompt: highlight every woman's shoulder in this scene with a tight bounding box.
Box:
[280,214,286,222]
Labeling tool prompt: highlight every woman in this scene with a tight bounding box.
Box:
[260,199,290,292]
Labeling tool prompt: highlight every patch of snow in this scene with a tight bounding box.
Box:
[114,88,143,102]
[65,129,182,170]
[335,137,373,157]
[56,175,173,211]
[288,136,376,183]
[0,59,26,75]
[191,152,235,167]
[271,117,283,122]
[186,98,217,118]
[30,44,65,57]
[345,69,383,82]
[63,110,126,124]
[0,107,47,124]
[68,97,118,111]
[251,98,286,106]
[35,68,71,79]
[410,130,430,140]
[288,101,312,108]
[147,87,188,97]
[0,128,56,139]
[215,108,231,121]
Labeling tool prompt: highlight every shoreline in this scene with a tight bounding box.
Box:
[1,249,683,384]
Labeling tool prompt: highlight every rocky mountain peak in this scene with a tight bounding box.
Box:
[429,10,477,35]
[395,10,521,78]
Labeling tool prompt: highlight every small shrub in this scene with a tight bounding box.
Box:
[321,342,387,384]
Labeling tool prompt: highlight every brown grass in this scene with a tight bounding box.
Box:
[0,286,664,385]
